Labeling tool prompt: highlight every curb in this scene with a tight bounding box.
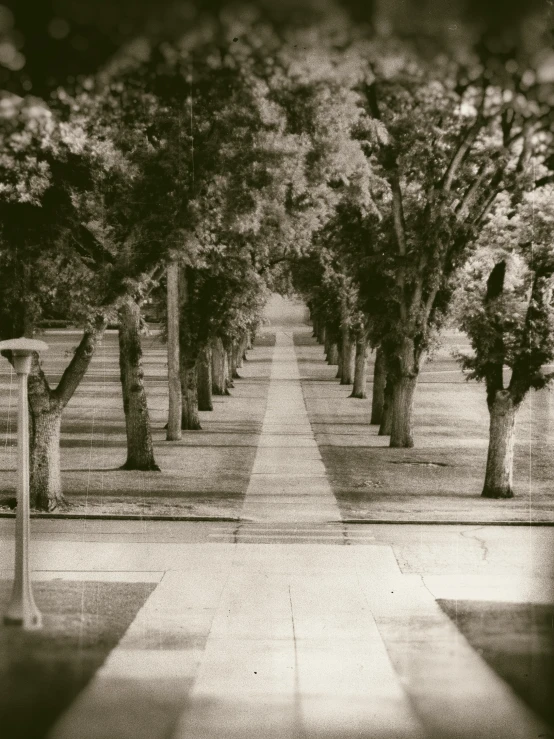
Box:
[0,513,241,522]
[0,513,552,526]
[341,519,554,527]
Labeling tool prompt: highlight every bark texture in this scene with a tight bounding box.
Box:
[389,338,421,448]
[118,296,160,470]
[180,359,201,430]
[211,336,230,396]
[370,347,386,424]
[197,345,213,411]
[482,391,518,499]
[350,335,368,398]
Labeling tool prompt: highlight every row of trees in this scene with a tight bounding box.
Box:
[1,0,552,508]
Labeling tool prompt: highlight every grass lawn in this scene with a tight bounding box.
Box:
[0,579,155,738]
[295,330,554,522]
[0,330,275,517]
[438,600,554,728]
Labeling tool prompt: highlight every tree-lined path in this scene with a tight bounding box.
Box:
[30,298,550,739]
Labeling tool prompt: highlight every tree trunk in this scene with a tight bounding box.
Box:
[389,374,418,448]
[180,359,201,430]
[229,344,240,380]
[482,391,518,499]
[371,347,386,424]
[340,326,355,385]
[197,345,213,411]
[166,259,182,441]
[378,376,394,436]
[336,344,343,378]
[317,323,326,346]
[350,334,368,399]
[312,317,319,338]
[234,340,243,371]
[29,407,63,511]
[389,335,422,448]
[327,343,339,365]
[211,336,230,396]
[118,297,160,471]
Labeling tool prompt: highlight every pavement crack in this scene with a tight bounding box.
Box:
[460,526,491,563]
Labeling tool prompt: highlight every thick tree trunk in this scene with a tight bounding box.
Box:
[340,326,355,385]
[118,297,159,471]
[389,375,418,448]
[180,360,201,430]
[378,376,394,436]
[482,391,518,499]
[371,347,387,425]
[166,259,182,441]
[30,407,63,511]
[197,345,213,411]
[389,338,420,448]
[327,342,339,365]
[350,335,368,399]
[211,337,230,396]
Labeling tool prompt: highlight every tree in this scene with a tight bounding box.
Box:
[0,93,126,509]
[349,40,554,447]
[455,187,554,497]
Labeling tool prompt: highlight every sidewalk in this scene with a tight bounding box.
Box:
[43,306,550,739]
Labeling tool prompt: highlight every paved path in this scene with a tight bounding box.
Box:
[22,302,547,738]
[240,330,341,523]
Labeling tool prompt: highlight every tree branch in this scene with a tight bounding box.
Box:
[53,316,108,408]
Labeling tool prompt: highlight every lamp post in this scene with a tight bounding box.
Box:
[0,337,48,629]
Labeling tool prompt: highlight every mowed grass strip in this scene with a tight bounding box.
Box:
[0,330,275,517]
[294,331,554,522]
[0,579,155,739]
[438,599,554,728]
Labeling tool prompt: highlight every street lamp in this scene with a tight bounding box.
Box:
[0,337,48,629]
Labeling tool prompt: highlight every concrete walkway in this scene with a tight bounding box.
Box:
[46,314,550,739]
[241,330,341,523]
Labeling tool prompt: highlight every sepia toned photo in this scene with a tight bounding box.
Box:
[0,1,553,737]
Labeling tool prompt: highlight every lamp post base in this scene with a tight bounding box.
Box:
[4,592,43,629]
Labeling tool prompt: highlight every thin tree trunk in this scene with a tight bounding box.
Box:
[30,407,63,511]
[118,296,159,470]
[166,259,182,441]
[229,343,240,380]
[336,344,343,378]
[327,343,339,365]
[180,359,201,430]
[350,334,368,398]
[234,340,243,370]
[378,376,394,436]
[340,325,355,385]
[482,391,518,498]
[211,336,230,396]
[371,347,386,424]
[197,345,213,411]
[317,323,326,346]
